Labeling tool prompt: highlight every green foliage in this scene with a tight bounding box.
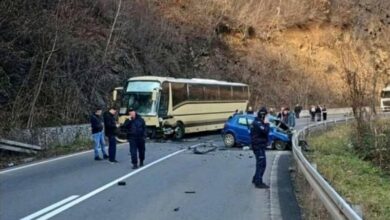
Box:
[307,124,390,220]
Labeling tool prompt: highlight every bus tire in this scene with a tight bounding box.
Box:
[223,132,236,148]
[174,122,185,140]
[273,140,287,151]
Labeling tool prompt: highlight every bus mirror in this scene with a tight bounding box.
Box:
[113,90,118,101]
[112,87,123,101]
[152,90,157,101]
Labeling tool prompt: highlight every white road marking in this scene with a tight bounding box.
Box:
[36,148,187,220]
[0,144,127,175]
[270,152,282,220]
[20,195,79,220]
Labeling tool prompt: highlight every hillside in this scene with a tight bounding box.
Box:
[0,0,389,131]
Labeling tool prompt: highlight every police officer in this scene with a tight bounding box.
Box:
[250,107,270,189]
[123,108,147,169]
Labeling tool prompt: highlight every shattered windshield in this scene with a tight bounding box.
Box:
[120,81,160,115]
[124,93,157,115]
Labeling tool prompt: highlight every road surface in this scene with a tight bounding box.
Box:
[0,116,343,220]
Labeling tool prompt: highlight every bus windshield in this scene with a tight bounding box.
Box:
[121,81,161,115]
[381,91,390,98]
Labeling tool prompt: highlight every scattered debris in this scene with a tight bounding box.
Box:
[242,146,250,151]
[289,167,296,172]
[249,155,253,158]
[8,163,14,167]
[117,181,126,186]
[173,207,180,212]
[193,143,217,154]
[185,191,196,194]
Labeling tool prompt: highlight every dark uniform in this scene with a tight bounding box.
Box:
[123,113,146,169]
[250,108,270,189]
[322,106,327,121]
[103,110,117,162]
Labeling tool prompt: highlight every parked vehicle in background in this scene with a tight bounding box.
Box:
[221,114,293,150]
[380,84,390,112]
[113,76,250,141]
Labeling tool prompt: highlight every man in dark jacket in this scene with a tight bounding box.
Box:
[322,105,327,121]
[123,108,146,169]
[250,107,270,189]
[90,107,108,161]
[103,107,118,163]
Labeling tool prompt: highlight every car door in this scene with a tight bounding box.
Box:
[236,116,253,145]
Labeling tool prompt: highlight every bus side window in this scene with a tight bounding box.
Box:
[220,86,232,100]
[158,82,169,116]
[188,84,204,101]
[172,83,188,107]
[204,85,219,100]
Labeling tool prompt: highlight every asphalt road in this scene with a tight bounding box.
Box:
[0,115,344,220]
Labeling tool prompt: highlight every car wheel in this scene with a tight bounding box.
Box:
[273,140,287,151]
[174,123,185,139]
[223,133,236,148]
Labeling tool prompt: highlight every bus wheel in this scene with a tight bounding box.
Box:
[273,140,287,151]
[174,123,185,139]
[223,133,236,148]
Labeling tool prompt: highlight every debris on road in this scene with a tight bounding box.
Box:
[185,191,196,194]
[193,143,217,154]
[117,181,126,186]
[242,146,250,151]
[173,207,180,212]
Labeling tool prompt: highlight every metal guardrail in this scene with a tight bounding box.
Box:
[292,118,363,220]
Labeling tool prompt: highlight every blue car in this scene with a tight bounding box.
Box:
[221,114,293,150]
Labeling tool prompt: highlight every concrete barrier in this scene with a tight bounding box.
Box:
[6,124,91,149]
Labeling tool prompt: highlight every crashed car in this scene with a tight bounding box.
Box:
[221,114,293,150]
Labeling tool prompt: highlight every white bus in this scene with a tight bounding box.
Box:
[380,84,390,112]
[113,76,249,140]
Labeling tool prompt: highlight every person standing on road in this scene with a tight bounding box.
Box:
[123,108,147,169]
[104,107,118,163]
[90,107,108,161]
[310,105,316,122]
[250,107,270,189]
[322,105,327,121]
[315,105,322,121]
[294,104,302,119]
[287,108,296,128]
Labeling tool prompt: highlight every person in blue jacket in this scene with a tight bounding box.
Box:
[250,107,270,189]
[123,108,147,169]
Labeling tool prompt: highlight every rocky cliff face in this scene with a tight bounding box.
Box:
[0,0,389,130]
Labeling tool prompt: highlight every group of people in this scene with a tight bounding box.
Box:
[309,105,327,122]
[90,106,147,169]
